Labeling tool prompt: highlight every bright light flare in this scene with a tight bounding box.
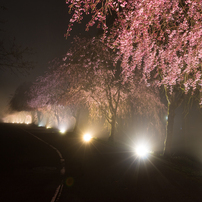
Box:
[59,128,66,134]
[135,144,150,158]
[83,133,92,142]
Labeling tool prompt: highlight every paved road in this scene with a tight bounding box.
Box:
[0,123,61,202]
[1,123,202,202]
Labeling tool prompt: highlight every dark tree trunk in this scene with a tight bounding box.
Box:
[73,108,81,134]
[182,114,189,150]
[108,115,116,142]
[163,102,175,156]
[30,111,35,124]
[163,88,184,157]
[55,114,60,127]
[37,111,43,124]
[106,86,120,142]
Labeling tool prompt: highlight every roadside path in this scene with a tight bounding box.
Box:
[0,123,61,202]
[27,127,202,202]
[1,123,202,202]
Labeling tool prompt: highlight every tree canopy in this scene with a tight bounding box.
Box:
[28,37,165,140]
[66,0,202,97]
[65,0,202,155]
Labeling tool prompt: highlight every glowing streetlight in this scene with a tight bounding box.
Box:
[59,128,66,134]
[83,133,92,142]
[135,143,150,158]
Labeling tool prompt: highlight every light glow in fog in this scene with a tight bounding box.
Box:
[83,133,92,142]
[59,128,66,134]
[135,144,150,158]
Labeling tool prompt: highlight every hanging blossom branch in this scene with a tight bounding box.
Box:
[66,0,202,102]
[28,36,165,137]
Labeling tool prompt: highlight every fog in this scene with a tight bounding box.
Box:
[2,102,202,163]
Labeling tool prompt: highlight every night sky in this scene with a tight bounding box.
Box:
[0,0,88,118]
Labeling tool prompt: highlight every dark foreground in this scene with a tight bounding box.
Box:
[0,123,202,202]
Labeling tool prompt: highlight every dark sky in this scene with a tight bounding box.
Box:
[0,0,87,118]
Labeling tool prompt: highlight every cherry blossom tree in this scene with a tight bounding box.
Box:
[28,65,72,127]
[29,37,165,141]
[65,0,202,155]
[66,38,164,141]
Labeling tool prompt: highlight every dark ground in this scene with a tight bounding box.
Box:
[0,123,202,202]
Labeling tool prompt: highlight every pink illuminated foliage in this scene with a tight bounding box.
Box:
[28,60,72,126]
[29,37,165,140]
[66,0,202,92]
[65,0,202,155]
